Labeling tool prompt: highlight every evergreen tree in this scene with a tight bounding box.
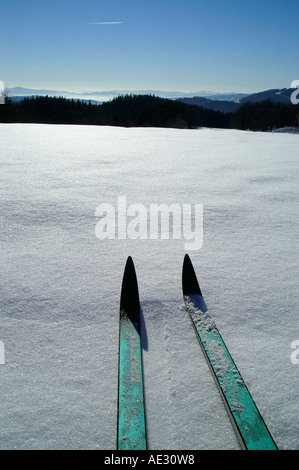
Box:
[0,94,297,131]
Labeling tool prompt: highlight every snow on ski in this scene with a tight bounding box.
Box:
[117,256,147,450]
[182,254,278,450]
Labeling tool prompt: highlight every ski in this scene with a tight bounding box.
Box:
[117,256,147,450]
[182,254,278,450]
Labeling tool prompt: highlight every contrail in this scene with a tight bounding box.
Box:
[88,22,124,25]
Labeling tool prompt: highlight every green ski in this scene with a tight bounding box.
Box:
[117,256,147,450]
[182,254,278,450]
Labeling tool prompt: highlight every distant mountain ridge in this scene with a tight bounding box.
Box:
[7,86,249,103]
[177,88,296,113]
[1,93,298,131]
[6,86,297,113]
[176,96,240,113]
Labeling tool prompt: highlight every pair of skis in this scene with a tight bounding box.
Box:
[117,255,278,450]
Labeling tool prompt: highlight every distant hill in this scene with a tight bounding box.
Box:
[7,86,296,112]
[1,92,297,131]
[176,96,240,113]
[177,88,297,113]
[0,94,231,129]
[6,86,249,103]
[239,88,294,104]
[202,92,249,101]
[10,95,102,105]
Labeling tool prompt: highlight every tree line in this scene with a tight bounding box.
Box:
[0,93,298,131]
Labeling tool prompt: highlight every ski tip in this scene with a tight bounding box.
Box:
[182,254,203,296]
[120,256,140,316]
[125,255,134,270]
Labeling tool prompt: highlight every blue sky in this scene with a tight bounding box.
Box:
[1,0,298,93]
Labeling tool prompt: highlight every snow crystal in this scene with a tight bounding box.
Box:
[0,124,298,450]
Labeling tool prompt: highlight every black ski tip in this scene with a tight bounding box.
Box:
[120,256,140,317]
[182,254,203,296]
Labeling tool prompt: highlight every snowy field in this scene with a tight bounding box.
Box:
[0,124,298,450]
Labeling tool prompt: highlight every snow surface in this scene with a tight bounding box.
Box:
[0,124,298,450]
